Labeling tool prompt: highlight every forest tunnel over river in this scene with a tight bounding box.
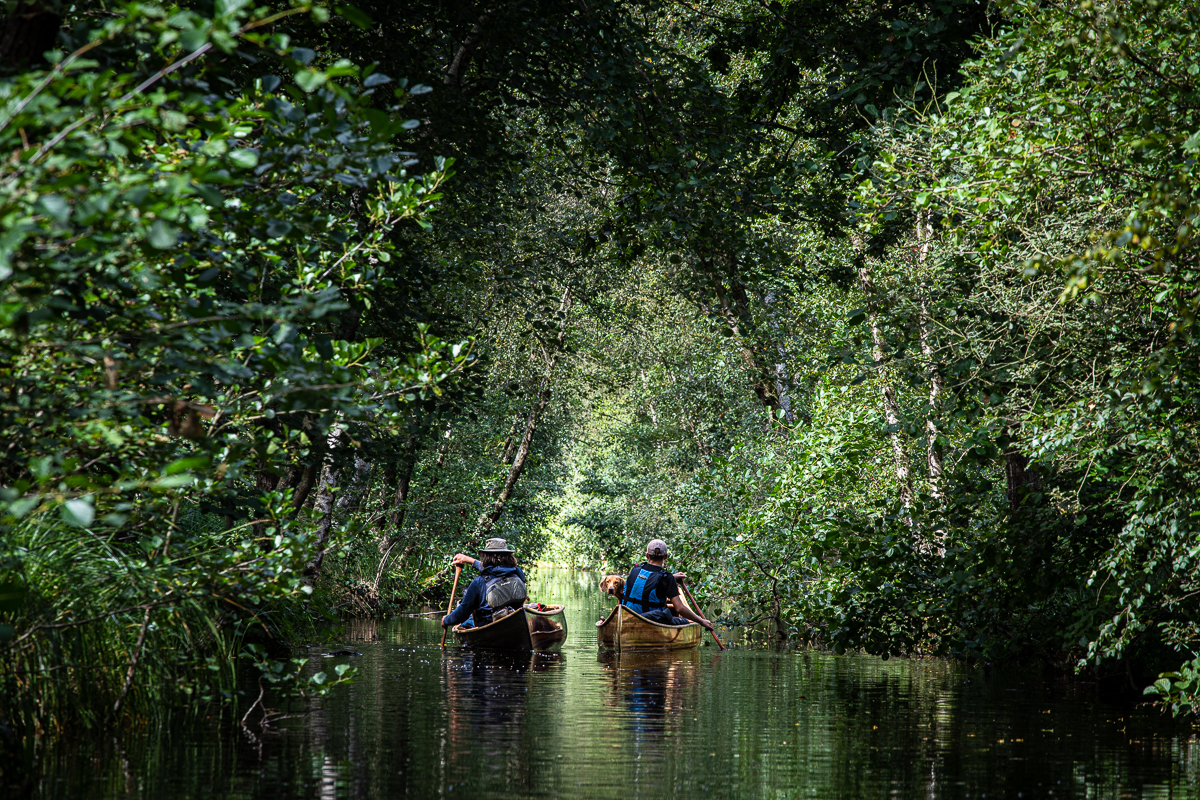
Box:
[5,0,1200,764]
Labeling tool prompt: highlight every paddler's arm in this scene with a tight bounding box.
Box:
[451,553,481,570]
[668,594,714,631]
[442,577,484,627]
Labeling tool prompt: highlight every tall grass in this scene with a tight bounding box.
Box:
[1,515,244,739]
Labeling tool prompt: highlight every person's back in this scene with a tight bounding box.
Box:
[621,538,714,631]
[442,539,528,629]
[623,561,675,620]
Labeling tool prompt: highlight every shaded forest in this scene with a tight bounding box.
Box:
[3,0,1200,758]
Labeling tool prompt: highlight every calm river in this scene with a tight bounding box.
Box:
[38,567,1200,799]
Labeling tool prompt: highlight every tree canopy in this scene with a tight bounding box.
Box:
[5,0,1200,746]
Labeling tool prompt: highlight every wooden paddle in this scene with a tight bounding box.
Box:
[679,577,724,651]
[440,565,462,648]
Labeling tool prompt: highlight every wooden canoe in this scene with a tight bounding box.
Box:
[527,604,568,648]
[453,604,568,651]
[595,604,703,651]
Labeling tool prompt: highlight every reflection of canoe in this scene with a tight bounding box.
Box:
[595,605,702,651]
[453,604,568,651]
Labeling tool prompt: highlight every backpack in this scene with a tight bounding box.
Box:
[485,575,526,610]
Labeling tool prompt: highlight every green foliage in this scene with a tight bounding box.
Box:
[0,0,469,740]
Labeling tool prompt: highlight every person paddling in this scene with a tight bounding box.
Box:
[442,538,528,630]
[623,539,714,630]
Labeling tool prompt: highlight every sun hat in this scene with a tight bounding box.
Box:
[645,539,668,558]
[480,537,514,554]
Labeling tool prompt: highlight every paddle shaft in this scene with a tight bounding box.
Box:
[679,579,724,650]
[440,565,462,648]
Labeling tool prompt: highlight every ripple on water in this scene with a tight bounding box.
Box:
[36,567,1200,799]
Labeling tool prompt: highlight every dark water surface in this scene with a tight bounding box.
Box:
[40,567,1200,799]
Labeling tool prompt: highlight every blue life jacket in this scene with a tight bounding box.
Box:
[623,563,667,615]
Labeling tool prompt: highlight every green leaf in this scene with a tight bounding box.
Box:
[215,0,251,15]
[61,498,94,528]
[154,474,195,489]
[164,456,209,475]
[35,195,71,223]
[336,4,373,29]
[7,497,39,518]
[146,220,179,249]
[295,70,326,93]
[229,149,259,169]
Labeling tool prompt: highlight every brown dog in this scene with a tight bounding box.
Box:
[598,574,625,599]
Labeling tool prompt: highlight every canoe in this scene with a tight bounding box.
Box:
[527,603,568,648]
[453,604,568,651]
[595,604,702,651]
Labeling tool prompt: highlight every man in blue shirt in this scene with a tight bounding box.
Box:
[442,538,528,629]
[623,539,714,630]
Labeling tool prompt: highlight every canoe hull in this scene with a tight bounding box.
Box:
[453,604,568,651]
[528,604,568,648]
[595,605,703,651]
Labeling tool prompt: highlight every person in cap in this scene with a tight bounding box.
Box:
[442,538,528,630]
[623,539,714,630]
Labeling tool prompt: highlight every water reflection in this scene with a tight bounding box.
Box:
[598,650,698,733]
[444,649,563,774]
[27,567,1200,800]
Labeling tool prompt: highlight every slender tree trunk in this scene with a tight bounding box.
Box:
[1003,438,1040,513]
[335,451,373,518]
[373,437,419,590]
[763,291,795,425]
[476,286,572,536]
[498,414,522,463]
[306,427,345,579]
[430,421,452,486]
[916,212,944,501]
[290,459,321,515]
[699,256,787,426]
[443,10,492,85]
[854,243,914,510]
[0,3,59,68]
[639,369,659,427]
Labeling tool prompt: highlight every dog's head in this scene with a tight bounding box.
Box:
[598,575,625,598]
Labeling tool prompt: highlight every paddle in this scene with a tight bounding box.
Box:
[679,576,725,651]
[441,565,462,649]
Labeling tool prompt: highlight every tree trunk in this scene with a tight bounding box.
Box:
[476,286,572,536]
[854,244,914,510]
[763,291,796,425]
[498,413,522,463]
[699,256,787,426]
[0,4,59,69]
[305,427,345,579]
[443,10,492,85]
[290,459,321,515]
[916,212,944,501]
[1004,445,1041,513]
[373,438,419,589]
[638,369,659,427]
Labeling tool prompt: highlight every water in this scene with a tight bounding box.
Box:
[36,567,1200,799]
